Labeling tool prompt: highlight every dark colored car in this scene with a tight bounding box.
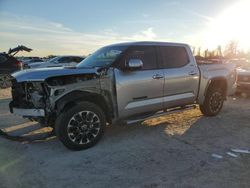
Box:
[0,45,32,88]
[237,65,250,94]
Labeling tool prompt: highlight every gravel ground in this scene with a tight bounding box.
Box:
[0,88,250,188]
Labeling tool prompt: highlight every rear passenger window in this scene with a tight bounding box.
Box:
[126,46,157,70]
[160,46,189,68]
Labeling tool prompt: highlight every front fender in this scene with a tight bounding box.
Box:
[54,90,113,123]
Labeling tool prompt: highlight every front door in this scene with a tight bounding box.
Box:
[114,46,164,118]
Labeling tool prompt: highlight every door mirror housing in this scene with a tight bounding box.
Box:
[126,59,143,70]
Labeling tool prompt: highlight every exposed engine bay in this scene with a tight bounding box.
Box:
[9,72,102,126]
[10,80,47,109]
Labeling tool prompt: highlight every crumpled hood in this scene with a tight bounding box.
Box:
[12,67,97,82]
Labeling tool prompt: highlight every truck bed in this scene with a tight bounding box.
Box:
[197,62,236,103]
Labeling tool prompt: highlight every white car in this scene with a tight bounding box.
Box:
[28,56,84,69]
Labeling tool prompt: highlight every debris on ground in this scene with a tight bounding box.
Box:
[0,128,25,141]
[0,128,55,142]
[226,152,238,158]
[231,149,250,154]
[211,153,223,159]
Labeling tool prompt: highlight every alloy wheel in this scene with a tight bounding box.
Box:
[209,91,223,113]
[67,111,101,145]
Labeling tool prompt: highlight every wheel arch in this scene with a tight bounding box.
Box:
[55,90,113,123]
[205,77,228,98]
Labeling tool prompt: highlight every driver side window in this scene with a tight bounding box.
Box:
[125,46,157,70]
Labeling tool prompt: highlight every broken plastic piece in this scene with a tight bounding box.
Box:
[231,149,250,154]
[211,154,223,159]
[226,152,238,158]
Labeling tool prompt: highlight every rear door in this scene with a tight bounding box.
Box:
[158,45,200,108]
[114,46,164,118]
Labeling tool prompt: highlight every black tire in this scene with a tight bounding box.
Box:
[55,102,106,151]
[200,87,224,116]
[0,74,12,89]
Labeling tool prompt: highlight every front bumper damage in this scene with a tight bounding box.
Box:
[9,79,48,119]
[10,107,45,117]
[9,67,104,125]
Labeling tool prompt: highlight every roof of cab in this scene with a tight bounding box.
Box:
[107,41,190,48]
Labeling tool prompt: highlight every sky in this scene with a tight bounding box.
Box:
[0,0,249,56]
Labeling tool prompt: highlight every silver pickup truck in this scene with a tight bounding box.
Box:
[9,42,236,150]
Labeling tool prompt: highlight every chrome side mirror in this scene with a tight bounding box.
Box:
[126,59,143,70]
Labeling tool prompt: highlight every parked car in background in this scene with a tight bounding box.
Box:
[235,59,250,94]
[9,42,237,150]
[22,58,44,69]
[27,56,85,69]
[0,45,32,88]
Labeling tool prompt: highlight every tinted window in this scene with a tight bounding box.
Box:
[126,46,157,70]
[0,55,7,63]
[68,57,76,62]
[33,59,42,62]
[73,57,79,62]
[72,57,83,63]
[160,46,189,68]
[58,57,70,63]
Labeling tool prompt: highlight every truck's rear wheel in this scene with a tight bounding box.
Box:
[200,87,224,116]
[55,102,106,151]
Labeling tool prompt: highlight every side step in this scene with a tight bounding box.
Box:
[126,105,196,125]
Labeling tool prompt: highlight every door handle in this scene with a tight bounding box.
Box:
[188,71,198,76]
[152,74,164,79]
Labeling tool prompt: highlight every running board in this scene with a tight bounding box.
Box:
[126,105,196,125]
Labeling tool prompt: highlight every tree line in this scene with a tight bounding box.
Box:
[192,41,250,60]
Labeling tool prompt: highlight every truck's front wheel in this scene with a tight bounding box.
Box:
[200,87,224,116]
[55,102,106,151]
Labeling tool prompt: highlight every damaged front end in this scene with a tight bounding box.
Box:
[9,79,51,124]
[9,67,100,126]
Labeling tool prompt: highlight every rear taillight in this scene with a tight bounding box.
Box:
[15,61,23,69]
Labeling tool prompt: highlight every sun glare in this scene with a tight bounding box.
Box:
[203,0,250,50]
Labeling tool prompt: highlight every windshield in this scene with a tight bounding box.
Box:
[46,56,60,63]
[77,46,127,68]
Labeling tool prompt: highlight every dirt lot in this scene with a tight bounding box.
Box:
[0,88,250,188]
